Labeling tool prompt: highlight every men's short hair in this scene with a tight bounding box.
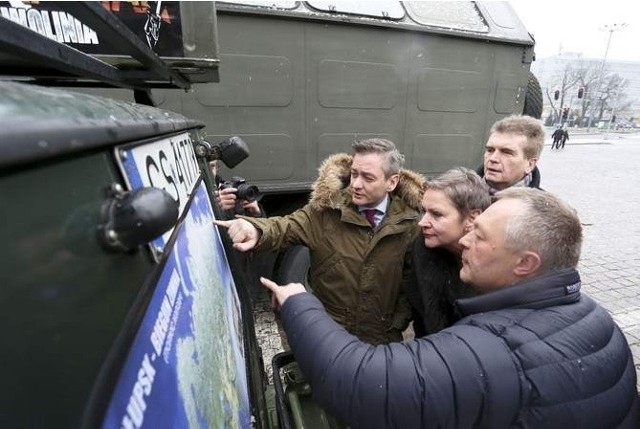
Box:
[494,188,582,272]
[490,115,545,159]
[425,167,491,216]
[352,138,404,177]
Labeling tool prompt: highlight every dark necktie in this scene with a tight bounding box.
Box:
[362,209,377,228]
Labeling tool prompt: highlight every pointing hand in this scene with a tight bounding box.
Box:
[213,218,260,251]
[260,277,307,311]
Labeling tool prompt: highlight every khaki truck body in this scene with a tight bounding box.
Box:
[164,1,540,213]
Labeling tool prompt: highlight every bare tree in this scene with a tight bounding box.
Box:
[545,63,582,123]
[542,57,634,127]
[571,61,600,123]
[593,74,628,122]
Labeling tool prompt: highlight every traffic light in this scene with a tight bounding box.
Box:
[562,107,569,120]
[577,87,584,99]
[612,115,617,123]
[554,89,560,100]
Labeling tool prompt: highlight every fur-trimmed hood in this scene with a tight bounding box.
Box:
[308,153,425,211]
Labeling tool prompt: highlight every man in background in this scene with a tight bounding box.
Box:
[478,115,545,192]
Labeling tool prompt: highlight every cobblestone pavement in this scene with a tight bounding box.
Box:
[537,130,640,384]
[252,290,284,383]
[252,130,640,385]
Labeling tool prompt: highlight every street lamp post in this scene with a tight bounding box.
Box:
[586,23,627,131]
[606,85,622,134]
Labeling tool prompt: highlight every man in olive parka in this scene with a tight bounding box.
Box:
[215,138,424,344]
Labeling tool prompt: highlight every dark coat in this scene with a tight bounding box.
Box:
[280,268,639,428]
[552,128,564,142]
[404,240,477,336]
[243,153,425,344]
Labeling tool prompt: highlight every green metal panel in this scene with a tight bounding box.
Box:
[164,13,309,193]
[158,9,532,193]
[0,152,153,427]
[307,21,412,165]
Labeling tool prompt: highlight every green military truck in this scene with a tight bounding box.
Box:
[1,2,541,428]
[165,0,543,215]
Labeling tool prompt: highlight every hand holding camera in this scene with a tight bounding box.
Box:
[217,176,263,216]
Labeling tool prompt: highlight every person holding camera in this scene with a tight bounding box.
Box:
[209,160,264,219]
[214,138,424,345]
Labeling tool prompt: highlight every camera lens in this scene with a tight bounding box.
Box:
[236,184,262,202]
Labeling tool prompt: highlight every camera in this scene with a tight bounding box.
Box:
[219,176,263,202]
[195,136,250,168]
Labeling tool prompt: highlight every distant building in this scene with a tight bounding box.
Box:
[531,53,640,126]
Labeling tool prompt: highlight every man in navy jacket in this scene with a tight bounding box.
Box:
[261,188,639,428]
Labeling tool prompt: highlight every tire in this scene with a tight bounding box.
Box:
[274,245,311,288]
[523,71,543,119]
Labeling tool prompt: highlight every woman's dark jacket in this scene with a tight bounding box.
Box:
[404,239,477,336]
[280,268,639,428]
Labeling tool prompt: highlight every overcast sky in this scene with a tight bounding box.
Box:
[509,0,640,62]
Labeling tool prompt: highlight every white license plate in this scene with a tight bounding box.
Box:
[116,131,201,253]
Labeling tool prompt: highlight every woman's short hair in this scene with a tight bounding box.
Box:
[425,167,491,216]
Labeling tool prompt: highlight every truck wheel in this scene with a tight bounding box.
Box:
[275,245,310,288]
[523,71,543,119]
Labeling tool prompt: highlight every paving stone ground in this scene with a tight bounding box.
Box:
[251,130,640,386]
[537,130,640,385]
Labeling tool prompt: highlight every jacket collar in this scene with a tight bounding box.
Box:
[308,153,425,212]
[456,268,581,316]
[476,164,541,189]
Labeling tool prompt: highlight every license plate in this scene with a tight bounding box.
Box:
[116,132,201,254]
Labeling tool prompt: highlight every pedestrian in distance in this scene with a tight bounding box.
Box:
[214,138,424,344]
[477,114,545,192]
[261,188,639,428]
[551,126,563,150]
[404,167,491,336]
[560,126,570,149]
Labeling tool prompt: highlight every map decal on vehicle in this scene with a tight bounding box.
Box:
[102,182,250,428]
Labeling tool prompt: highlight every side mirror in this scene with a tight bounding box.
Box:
[97,185,178,252]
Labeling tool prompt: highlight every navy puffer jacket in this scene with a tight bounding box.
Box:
[281,269,639,428]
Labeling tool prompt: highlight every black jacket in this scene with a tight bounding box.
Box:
[552,128,564,141]
[281,268,639,428]
[404,241,477,336]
